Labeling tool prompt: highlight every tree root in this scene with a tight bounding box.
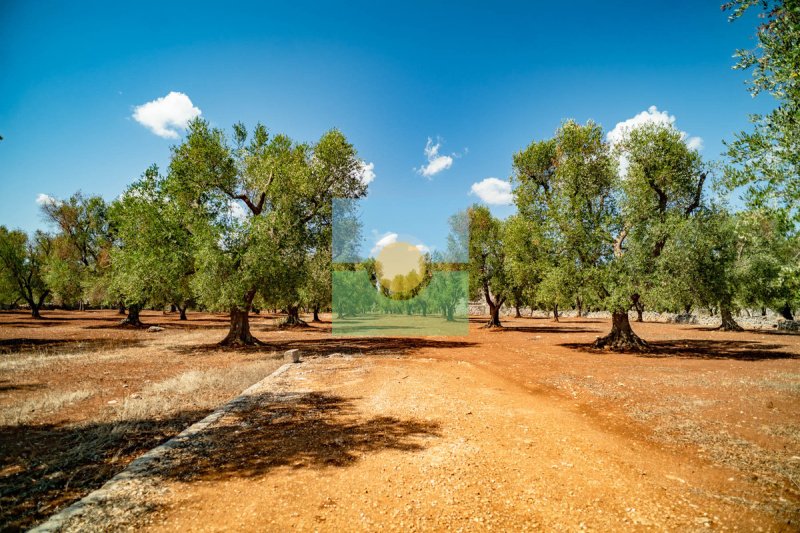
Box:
[593,330,649,352]
[217,335,266,347]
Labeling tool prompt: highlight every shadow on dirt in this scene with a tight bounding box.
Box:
[0,408,209,531]
[156,392,441,482]
[499,325,599,334]
[561,339,799,361]
[173,336,477,357]
[0,338,144,356]
[0,392,441,530]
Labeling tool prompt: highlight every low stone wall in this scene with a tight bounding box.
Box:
[467,301,789,330]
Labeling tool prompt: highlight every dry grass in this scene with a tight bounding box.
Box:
[0,389,94,425]
[114,358,284,421]
[0,344,131,372]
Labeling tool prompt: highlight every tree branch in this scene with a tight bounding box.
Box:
[685,172,707,215]
[613,226,629,257]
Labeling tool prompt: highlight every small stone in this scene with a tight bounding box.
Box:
[147,326,164,333]
[285,349,301,363]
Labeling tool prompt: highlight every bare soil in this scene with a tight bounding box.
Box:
[2,310,799,531]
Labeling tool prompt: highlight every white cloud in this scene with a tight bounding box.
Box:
[417,137,454,178]
[469,177,513,205]
[416,243,431,254]
[607,105,703,150]
[35,193,57,206]
[607,106,703,176]
[357,160,376,185]
[686,136,704,151]
[132,91,201,139]
[370,232,398,257]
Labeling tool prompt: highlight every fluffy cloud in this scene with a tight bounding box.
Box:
[607,106,703,176]
[35,193,57,206]
[607,105,703,150]
[469,177,513,205]
[357,160,376,185]
[132,91,201,139]
[370,232,398,256]
[417,137,454,178]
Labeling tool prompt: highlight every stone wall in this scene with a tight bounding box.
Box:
[467,301,791,330]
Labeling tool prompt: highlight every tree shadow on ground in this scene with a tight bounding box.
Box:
[173,336,477,357]
[0,408,210,531]
[0,380,45,393]
[153,392,441,482]
[560,339,799,361]
[0,392,441,530]
[0,338,144,356]
[499,325,599,334]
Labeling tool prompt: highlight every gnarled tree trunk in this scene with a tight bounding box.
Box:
[515,305,522,318]
[718,304,743,332]
[485,301,502,328]
[282,304,308,327]
[594,310,648,351]
[780,303,794,321]
[178,305,187,321]
[220,290,262,346]
[312,305,321,323]
[632,294,644,322]
[552,303,559,322]
[120,304,143,327]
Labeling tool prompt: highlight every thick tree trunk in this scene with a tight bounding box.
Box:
[632,294,644,322]
[120,304,144,327]
[118,302,126,315]
[515,305,522,318]
[30,303,42,319]
[718,304,744,332]
[780,303,794,321]
[221,306,259,345]
[552,303,559,322]
[312,306,321,323]
[684,304,691,315]
[762,306,767,317]
[282,304,309,327]
[593,310,648,351]
[484,302,502,328]
[178,306,187,321]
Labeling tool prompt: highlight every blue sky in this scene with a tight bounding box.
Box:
[0,0,773,256]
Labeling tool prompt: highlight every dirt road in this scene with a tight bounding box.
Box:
[131,351,787,531]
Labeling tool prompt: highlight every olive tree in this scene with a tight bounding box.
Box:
[513,121,617,329]
[40,192,113,309]
[109,165,195,326]
[0,227,52,318]
[723,0,800,223]
[598,121,709,348]
[167,119,366,345]
[468,205,508,328]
